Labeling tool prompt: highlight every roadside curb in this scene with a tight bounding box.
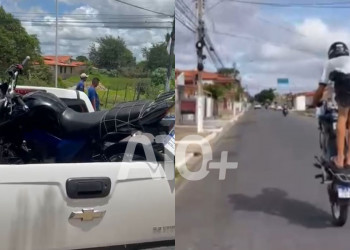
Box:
[174,131,220,170]
[175,109,247,191]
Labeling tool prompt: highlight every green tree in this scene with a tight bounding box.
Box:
[89,36,135,70]
[218,67,240,79]
[254,88,276,104]
[76,55,88,62]
[151,67,167,86]
[150,67,175,88]
[0,7,42,76]
[143,43,174,71]
[204,84,228,116]
[30,64,52,82]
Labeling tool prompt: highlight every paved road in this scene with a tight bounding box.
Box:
[176,109,350,250]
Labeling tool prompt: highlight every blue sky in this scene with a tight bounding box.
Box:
[20,0,78,13]
[176,0,350,94]
[262,5,350,26]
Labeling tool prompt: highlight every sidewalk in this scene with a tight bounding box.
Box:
[175,109,247,185]
[294,108,316,118]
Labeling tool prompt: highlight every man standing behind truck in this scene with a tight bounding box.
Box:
[88,77,100,111]
[76,73,88,92]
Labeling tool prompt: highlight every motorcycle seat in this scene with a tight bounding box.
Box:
[319,113,337,123]
[60,108,107,138]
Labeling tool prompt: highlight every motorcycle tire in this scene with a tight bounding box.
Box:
[331,201,348,227]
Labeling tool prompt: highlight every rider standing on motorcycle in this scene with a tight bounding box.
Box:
[313,42,350,168]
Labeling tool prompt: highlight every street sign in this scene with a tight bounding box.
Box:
[277,78,289,85]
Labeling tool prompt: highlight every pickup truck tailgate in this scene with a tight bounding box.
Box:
[0,162,175,250]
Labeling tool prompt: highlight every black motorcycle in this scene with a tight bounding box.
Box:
[314,101,350,226]
[282,107,288,116]
[0,57,174,164]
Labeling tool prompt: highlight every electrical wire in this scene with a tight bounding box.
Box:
[15,20,172,24]
[11,12,169,17]
[226,0,350,8]
[213,30,321,58]
[177,0,198,20]
[205,45,221,70]
[175,15,196,33]
[114,0,174,16]
[175,1,197,28]
[204,33,225,68]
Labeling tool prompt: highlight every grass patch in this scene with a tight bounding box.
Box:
[63,74,150,90]
[63,74,161,109]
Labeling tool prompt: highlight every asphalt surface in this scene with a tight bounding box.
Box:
[176,109,350,250]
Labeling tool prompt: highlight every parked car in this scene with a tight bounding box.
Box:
[254,103,262,109]
[277,105,283,110]
[15,86,94,112]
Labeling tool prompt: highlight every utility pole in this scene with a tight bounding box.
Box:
[166,15,175,91]
[55,0,58,88]
[196,0,206,133]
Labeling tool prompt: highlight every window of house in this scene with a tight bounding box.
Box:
[70,67,73,74]
[60,66,62,74]
[64,67,67,74]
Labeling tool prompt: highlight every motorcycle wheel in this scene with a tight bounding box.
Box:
[329,182,349,226]
[331,201,348,227]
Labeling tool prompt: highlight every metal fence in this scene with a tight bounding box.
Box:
[98,82,167,110]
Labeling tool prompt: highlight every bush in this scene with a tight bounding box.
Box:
[107,69,118,77]
[30,64,53,83]
[151,67,167,86]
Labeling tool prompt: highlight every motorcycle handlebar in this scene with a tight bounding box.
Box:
[14,94,29,111]
[21,56,30,67]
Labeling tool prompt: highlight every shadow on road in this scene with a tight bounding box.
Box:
[228,188,332,229]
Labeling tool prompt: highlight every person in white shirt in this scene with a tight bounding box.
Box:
[313,42,350,168]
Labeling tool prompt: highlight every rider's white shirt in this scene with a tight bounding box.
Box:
[319,56,350,106]
[320,55,350,84]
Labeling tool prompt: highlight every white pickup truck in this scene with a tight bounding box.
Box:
[0,86,175,250]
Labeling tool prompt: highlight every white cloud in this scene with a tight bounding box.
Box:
[175,1,350,94]
[2,0,174,61]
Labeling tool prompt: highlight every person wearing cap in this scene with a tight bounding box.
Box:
[76,73,88,92]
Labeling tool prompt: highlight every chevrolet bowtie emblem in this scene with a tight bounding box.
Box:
[69,208,106,221]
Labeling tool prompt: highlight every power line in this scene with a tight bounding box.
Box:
[226,0,350,8]
[114,0,173,17]
[16,20,172,24]
[11,12,169,17]
[207,0,225,11]
[213,30,321,58]
[13,16,172,21]
[175,1,197,27]
[19,22,172,29]
[175,15,196,32]
[177,0,198,20]
[205,46,220,70]
[204,33,225,68]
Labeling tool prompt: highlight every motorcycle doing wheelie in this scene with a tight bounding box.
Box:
[314,100,350,226]
[0,57,175,164]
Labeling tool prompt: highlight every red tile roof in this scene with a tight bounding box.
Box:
[175,69,234,84]
[41,56,86,67]
[294,91,315,97]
